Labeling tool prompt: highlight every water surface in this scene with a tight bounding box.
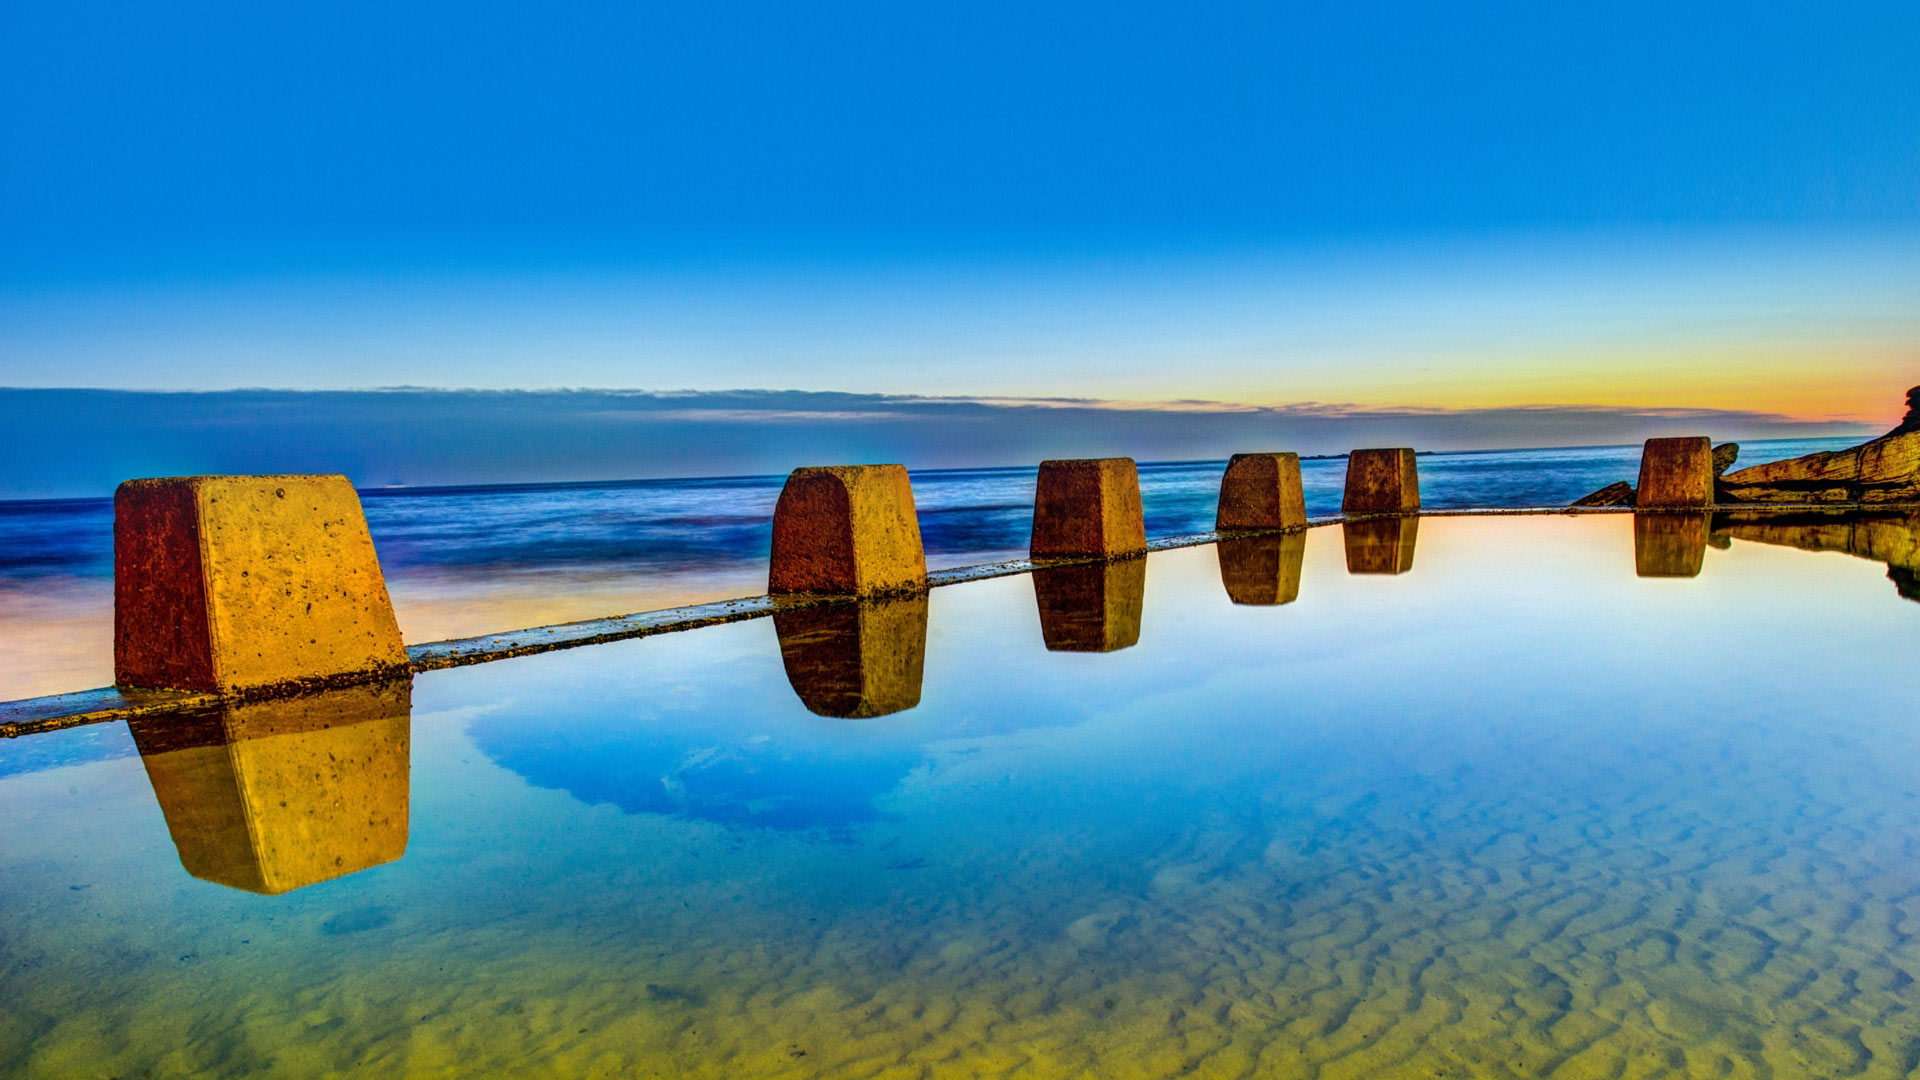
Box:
[2,512,1917,1077]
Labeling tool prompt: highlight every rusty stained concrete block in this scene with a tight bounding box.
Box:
[1033,557,1146,652]
[1634,513,1710,578]
[114,475,407,694]
[1344,516,1419,575]
[1342,448,1421,514]
[1217,533,1306,605]
[1030,458,1147,559]
[1216,453,1308,532]
[127,679,411,894]
[769,465,928,596]
[773,594,928,718]
[1635,437,1715,508]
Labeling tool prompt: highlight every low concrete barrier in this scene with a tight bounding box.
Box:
[1031,458,1147,559]
[114,475,408,694]
[1635,437,1714,508]
[1217,452,1308,531]
[1343,448,1421,513]
[769,465,928,596]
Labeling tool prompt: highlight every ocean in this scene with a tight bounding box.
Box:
[0,437,1858,699]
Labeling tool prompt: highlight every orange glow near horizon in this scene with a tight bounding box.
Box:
[1171,340,1917,426]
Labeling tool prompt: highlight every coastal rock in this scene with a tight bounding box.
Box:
[1719,428,1920,504]
[1707,386,1920,504]
[1890,386,1920,437]
[1572,481,1636,507]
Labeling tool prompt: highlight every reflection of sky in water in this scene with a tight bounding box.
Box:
[4,515,1920,1077]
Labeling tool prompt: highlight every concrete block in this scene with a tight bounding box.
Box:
[1033,557,1146,652]
[773,594,928,718]
[1634,513,1708,578]
[1344,517,1419,574]
[128,679,411,894]
[1635,437,1714,508]
[1217,533,1306,605]
[769,465,927,596]
[1030,458,1146,559]
[1342,448,1421,513]
[1216,453,1308,532]
[114,475,408,694]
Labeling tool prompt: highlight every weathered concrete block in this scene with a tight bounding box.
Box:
[1030,458,1146,559]
[1634,513,1709,578]
[769,465,927,596]
[1342,448,1421,513]
[1635,437,1714,508]
[774,594,928,718]
[1344,516,1419,575]
[1217,533,1306,605]
[114,475,407,694]
[1033,557,1146,652]
[1216,453,1308,531]
[128,679,411,894]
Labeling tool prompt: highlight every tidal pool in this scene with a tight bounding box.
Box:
[2,512,1918,1078]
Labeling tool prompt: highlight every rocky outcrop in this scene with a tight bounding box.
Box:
[1572,481,1636,507]
[1571,385,1920,507]
[1718,428,1920,504]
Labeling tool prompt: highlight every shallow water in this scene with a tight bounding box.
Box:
[3,513,1919,1078]
[0,438,1858,698]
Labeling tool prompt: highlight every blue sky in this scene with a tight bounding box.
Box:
[1,1,1916,435]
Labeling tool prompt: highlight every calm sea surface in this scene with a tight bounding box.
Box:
[1,512,1917,1078]
[0,438,1858,699]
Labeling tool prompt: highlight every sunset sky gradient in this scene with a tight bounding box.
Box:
[2,0,1915,436]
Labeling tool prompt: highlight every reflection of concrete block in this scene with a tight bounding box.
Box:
[114,475,407,694]
[774,594,928,718]
[1031,458,1146,559]
[1344,517,1419,574]
[1342,449,1420,513]
[128,680,412,894]
[1216,453,1308,531]
[1634,513,1708,578]
[770,465,927,596]
[1217,533,1306,605]
[1033,558,1146,651]
[1635,437,1714,508]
